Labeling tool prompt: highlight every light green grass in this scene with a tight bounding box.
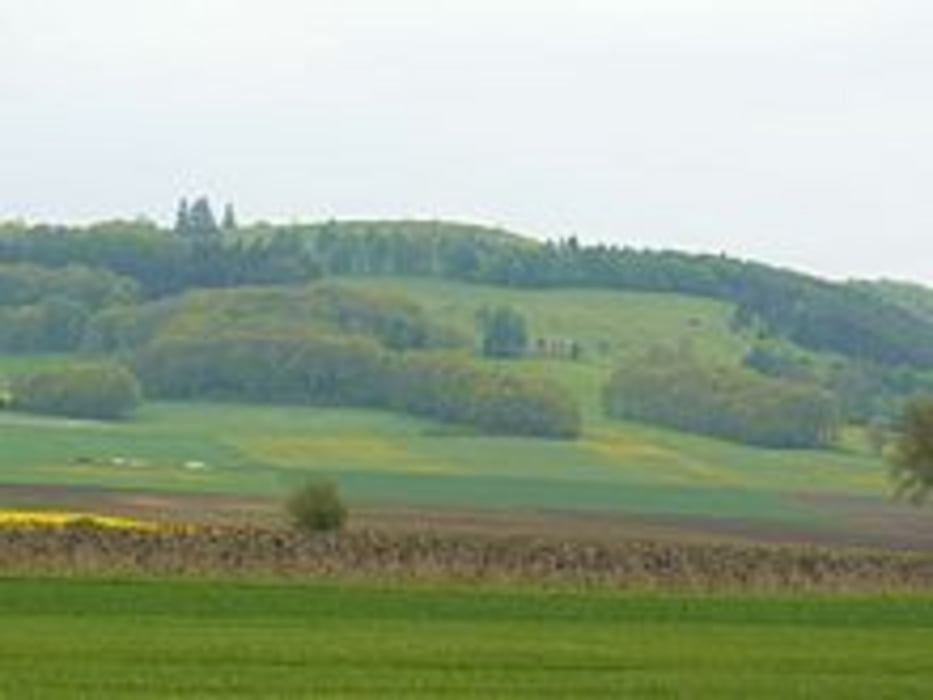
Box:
[340,276,749,367]
[2,578,932,698]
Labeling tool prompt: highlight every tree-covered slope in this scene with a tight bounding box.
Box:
[4,215,933,368]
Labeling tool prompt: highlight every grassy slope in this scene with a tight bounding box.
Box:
[339,276,748,366]
[0,278,909,535]
[2,578,932,698]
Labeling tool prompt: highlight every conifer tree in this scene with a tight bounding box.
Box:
[221,202,238,232]
[173,198,190,237]
[187,197,220,239]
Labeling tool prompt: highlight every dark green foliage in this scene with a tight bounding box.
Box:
[5,216,933,368]
[285,479,348,532]
[742,344,814,382]
[133,332,385,405]
[891,397,933,504]
[132,333,579,438]
[0,221,320,298]
[83,283,467,354]
[306,285,464,350]
[849,279,933,324]
[732,278,933,368]
[221,203,238,232]
[281,221,933,369]
[0,262,139,354]
[0,299,88,353]
[604,352,838,448]
[176,196,221,240]
[173,199,189,236]
[81,300,178,354]
[10,363,142,420]
[477,306,528,358]
[0,262,138,310]
[822,361,933,425]
[389,353,581,438]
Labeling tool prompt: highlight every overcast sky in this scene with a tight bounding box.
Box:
[2,1,931,282]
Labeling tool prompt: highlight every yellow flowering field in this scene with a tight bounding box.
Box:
[0,510,159,531]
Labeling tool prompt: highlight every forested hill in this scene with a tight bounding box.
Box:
[2,215,933,369]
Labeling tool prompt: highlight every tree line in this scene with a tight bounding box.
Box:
[603,349,839,448]
[132,332,580,438]
[0,262,138,353]
[4,214,933,369]
[9,363,141,420]
[291,221,933,369]
[0,218,319,299]
[82,283,468,355]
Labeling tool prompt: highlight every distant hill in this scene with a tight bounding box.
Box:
[3,214,933,432]
[4,216,933,368]
[4,216,933,532]
[850,279,933,324]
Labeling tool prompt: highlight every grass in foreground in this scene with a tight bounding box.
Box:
[2,578,932,698]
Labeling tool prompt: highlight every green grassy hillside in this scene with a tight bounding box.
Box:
[341,276,747,365]
[1,278,925,540]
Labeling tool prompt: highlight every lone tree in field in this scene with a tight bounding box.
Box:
[286,479,347,533]
[891,397,933,504]
[477,306,528,358]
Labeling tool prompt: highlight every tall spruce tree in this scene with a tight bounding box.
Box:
[221,202,238,232]
[187,197,220,239]
[173,198,190,237]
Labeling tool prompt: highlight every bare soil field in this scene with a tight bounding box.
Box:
[2,482,932,550]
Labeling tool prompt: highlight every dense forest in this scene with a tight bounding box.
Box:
[2,202,933,444]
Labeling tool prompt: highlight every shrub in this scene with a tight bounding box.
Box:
[285,480,348,533]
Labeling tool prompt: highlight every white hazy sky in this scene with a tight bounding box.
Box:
[2,0,931,282]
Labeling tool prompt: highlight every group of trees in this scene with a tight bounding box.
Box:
[9,363,141,420]
[174,197,236,240]
[5,214,933,372]
[0,219,319,299]
[81,283,468,355]
[0,262,139,353]
[132,332,579,438]
[741,342,933,426]
[604,350,839,448]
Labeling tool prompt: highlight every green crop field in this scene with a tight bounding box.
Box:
[0,398,897,534]
[2,578,932,698]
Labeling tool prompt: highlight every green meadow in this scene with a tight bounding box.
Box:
[2,578,932,698]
